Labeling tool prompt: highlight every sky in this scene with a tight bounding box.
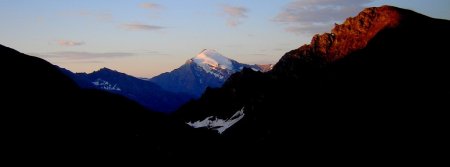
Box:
[1,0,449,78]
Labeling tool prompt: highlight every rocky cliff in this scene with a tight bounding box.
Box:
[274,6,420,73]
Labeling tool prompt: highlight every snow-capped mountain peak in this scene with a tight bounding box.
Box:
[151,49,272,97]
[192,49,234,70]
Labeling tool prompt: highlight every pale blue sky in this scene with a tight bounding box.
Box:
[1,0,449,77]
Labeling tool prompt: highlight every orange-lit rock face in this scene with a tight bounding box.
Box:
[273,6,410,73]
[309,6,402,62]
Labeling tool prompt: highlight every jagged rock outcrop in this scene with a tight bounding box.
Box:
[323,6,401,61]
[274,6,405,73]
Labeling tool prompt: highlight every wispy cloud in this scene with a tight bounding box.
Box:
[284,23,331,34]
[60,10,113,22]
[141,50,170,56]
[122,23,165,31]
[57,40,85,47]
[222,5,248,27]
[140,2,163,11]
[140,2,164,18]
[31,51,135,60]
[249,53,270,57]
[274,0,373,34]
[79,11,113,21]
[52,60,104,64]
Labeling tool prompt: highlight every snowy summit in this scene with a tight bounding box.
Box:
[192,49,236,73]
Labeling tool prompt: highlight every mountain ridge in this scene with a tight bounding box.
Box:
[61,66,192,112]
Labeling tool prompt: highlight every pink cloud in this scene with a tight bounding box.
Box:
[140,2,163,10]
[57,40,85,47]
[222,5,248,27]
[122,23,165,31]
[274,0,374,34]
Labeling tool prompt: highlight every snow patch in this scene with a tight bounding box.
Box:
[92,79,121,91]
[186,108,245,134]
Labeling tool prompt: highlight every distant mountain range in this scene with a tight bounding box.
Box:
[150,49,272,97]
[60,68,192,112]
[2,5,448,160]
[59,49,271,112]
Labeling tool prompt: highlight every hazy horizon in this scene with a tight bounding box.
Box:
[1,0,449,78]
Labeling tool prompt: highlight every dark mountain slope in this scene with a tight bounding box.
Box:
[0,44,173,141]
[2,45,80,136]
[175,6,450,158]
[59,67,96,88]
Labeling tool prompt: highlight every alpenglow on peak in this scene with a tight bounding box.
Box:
[192,49,234,71]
